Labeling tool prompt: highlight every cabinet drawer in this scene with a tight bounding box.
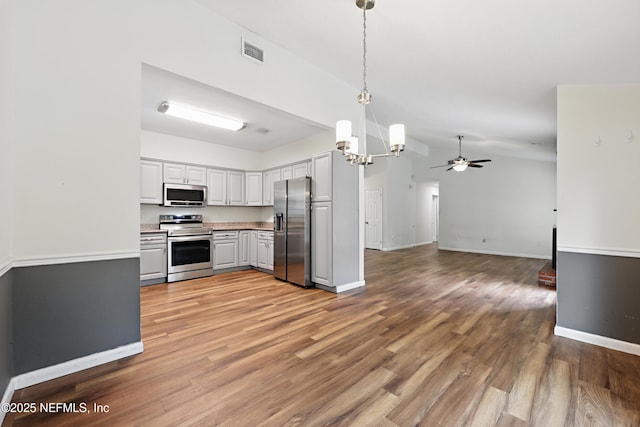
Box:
[257,231,273,240]
[213,231,239,240]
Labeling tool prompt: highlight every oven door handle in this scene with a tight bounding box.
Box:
[168,235,213,243]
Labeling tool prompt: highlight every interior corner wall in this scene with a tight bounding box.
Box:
[0,0,14,397]
[556,84,640,345]
[363,156,416,251]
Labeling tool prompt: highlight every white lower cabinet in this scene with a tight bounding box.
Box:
[140,233,167,284]
[239,230,250,266]
[213,231,239,270]
[212,230,272,272]
[250,230,258,266]
[256,231,274,271]
[311,202,332,286]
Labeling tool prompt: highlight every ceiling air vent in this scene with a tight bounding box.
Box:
[242,38,264,63]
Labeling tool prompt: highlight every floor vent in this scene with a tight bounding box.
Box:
[242,39,264,63]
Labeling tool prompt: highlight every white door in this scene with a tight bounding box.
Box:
[432,194,439,242]
[365,189,383,250]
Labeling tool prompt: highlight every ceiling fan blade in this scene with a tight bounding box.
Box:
[468,163,483,168]
[431,164,453,168]
[468,159,492,163]
[446,167,453,171]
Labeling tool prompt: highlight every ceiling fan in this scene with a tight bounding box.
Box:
[431,135,492,172]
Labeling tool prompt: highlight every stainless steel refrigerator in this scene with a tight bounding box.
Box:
[273,177,312,287]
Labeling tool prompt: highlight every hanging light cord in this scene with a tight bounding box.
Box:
[362,6,368,93]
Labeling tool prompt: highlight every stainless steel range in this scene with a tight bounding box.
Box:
[160,214,214,282]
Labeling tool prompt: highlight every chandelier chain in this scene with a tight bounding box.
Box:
[362,6,367,92]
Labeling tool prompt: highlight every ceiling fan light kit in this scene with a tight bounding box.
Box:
[157,101,246,132]
[431,135,492,172]
[335,0,406,167]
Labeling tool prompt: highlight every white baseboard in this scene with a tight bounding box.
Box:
[0,377,16,425]
[438,246,551,260]
[316,280,365,293]
[12,341,144,390]
[382,244,419,252]
[554,326,640,356]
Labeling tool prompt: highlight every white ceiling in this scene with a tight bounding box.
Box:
[144,0,640,162]
[141,64,328,152]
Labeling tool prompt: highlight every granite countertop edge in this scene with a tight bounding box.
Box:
[141,222,274,233]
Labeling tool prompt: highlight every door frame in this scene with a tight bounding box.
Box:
[365,188,383,250]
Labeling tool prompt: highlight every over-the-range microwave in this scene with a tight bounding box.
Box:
[163,183,207,207]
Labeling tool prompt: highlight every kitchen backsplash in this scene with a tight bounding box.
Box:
[140,204,274,225]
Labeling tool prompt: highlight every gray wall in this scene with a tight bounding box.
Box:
[0,270,12,395]
[557,251,640,344]
[12,259,140,374]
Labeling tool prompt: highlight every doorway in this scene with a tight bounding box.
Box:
[365,188,382,250]
[431,194,439,242]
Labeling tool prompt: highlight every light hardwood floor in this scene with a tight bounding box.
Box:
[5,245,640,426]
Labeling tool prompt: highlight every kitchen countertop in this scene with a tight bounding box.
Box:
[140,222,274,233]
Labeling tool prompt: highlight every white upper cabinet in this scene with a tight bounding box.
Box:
[163,163,206,185]
[207,168,227,205]
[142,159,313,207]
[227,170,246,205]
[140,160,163,204]
[312,152,332,202]
[292,162,310,178]
[262,169,281,206]
[281,166,293,180]
[246,172,263,206]
[208,168,245,206]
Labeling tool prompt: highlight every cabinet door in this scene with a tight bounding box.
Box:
[140,160,163,204]
[250,231,258,266]
[227,171,246,205]
[213,240,239,270]
[312,152,332,202]
[245,172,263,206]
[185,165,206,185]
[311,202,332,286]
[207,168,227,205]
[239,231,250,266]
[163,162,186,184]
[267,238,274,271]
[292,162,309,178]
[281,166,293,180]
[257,239,269,269]
[262,169,281,206]
[140,246,167,281]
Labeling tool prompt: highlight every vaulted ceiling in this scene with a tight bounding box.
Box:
[144,0,640,162]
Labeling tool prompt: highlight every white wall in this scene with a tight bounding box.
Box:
[11,0,141,262]
[557,85,640,256]
[0,0,12,270]
[141,130,263,171]
[259,130,335,170]
[364,156,417,251]
[412,147,556,259]
[8,0,356,265]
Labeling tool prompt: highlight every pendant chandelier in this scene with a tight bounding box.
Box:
[336,0,405,166]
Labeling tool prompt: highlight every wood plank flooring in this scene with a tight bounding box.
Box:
[5,244,640,426]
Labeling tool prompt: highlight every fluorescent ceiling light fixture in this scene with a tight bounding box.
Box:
[157,101,246,131]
